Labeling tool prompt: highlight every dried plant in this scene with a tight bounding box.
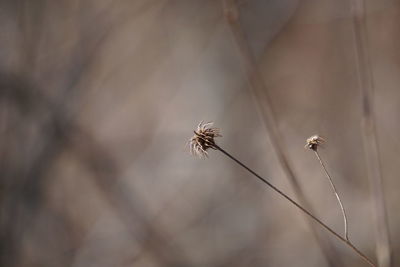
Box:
[305,135,325,150]
[306,135,349,241]
[188,122,376,267]
[188,121,221,158]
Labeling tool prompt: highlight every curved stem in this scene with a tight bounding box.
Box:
[314,150,349,241]
[214,144,376,267]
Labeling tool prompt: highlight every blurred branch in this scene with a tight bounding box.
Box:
[221,1,343,266]
[0,69,190,267]
[350,1,392,266]
[17,0,47,73]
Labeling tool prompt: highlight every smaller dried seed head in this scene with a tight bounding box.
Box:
[189,121,222,158]
[306,135,325,151]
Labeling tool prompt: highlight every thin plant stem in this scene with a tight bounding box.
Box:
[314,150,349,241]
[214,144,376,267]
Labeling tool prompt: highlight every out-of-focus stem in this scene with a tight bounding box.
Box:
[221,0,342,265]
[350,1,392,266]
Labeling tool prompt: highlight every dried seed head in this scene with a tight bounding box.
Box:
[306,135,325,151]
[189,121,221,158]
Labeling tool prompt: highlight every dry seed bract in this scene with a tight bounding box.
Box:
[189,121,221,158]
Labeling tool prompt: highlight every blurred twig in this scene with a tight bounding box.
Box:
[350,1,392,266]
[221,1,342,266]
[1,2,190,265]
[0,77,193,266]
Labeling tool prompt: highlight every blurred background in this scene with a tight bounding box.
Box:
[1,0,400,266]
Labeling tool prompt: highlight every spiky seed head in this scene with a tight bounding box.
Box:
[306,135,325,151]
[189,121,222,158]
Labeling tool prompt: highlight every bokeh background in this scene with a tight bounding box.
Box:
[1,0,399,266]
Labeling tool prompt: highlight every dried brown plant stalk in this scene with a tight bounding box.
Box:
[350,1,392,266]
[188,122,376,267]
[306,135,349,241]
[220,0,343,266]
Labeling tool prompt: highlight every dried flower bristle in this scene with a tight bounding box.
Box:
[189,121,221,158]
[306,135,325,151]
